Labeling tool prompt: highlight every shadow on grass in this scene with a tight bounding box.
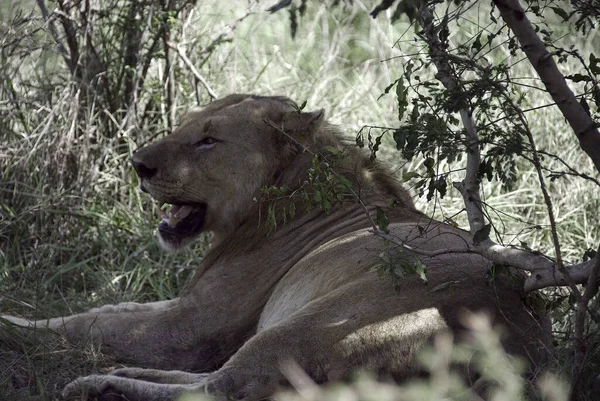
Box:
[0,320,116,401]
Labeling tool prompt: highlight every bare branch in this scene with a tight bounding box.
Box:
[55,0,80,75]
[417,5,486,235]
[571,248,600,399]
[523,257,597,292]
[197,1,258,62]
[35,0,70,63]
[415,2,600,295]
[493,0,600,173]
[530,150,600,188]
[162,21,176,129]
[500,94,584,297]
[168,42,217,101]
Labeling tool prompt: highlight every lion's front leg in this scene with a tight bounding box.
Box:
[87,299,179,314]
[1,299,179,331]
[2,299,227,371]
[109,367,209,384]
[1,313,78,330]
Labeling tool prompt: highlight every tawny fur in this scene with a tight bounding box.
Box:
[2,95,551,401]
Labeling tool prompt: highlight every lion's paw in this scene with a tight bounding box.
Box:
[205,368,279,401]
[63,373,203,401]
[62,375,118,400]
[0,315,35,328]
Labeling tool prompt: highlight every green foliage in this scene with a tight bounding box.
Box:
[376,240,428,288]
[261,148,355,231]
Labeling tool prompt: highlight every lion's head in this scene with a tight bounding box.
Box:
[132,94,414,250]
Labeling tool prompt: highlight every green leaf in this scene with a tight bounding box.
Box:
[445,218,458,228]
[393,129,406,151]
[402,171,420,182]
[376,206,389,234]
[435,177,447,198]
[473,224,491,245]
[550,6,570,22]
[338,175,353,190]
[371,135,383,159]
[423,157,435,173]
[590,53,600,75]
[472,32,482,53]
[267,205,277,231]
[583,248,597,261]
[382,80,397,95]
[431,280,459,293]
[323,145,342,155]
[396,77,408,121]
[566,73,591,83]
[413,260,428,284]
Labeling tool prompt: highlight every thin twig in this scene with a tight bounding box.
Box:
[161,0,176,130]
[35,0,69,62]
[535,150,600,187]
[168,42,217,101]
[571,247,600,400]
[506,98,582,300]
[418,5,486,235]
[196,1,259,62]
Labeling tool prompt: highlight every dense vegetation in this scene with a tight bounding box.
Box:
[1,0,598,400]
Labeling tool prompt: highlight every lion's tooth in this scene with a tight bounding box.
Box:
[174,205,193,219]
[158,204,192,227]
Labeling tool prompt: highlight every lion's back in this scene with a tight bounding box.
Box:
[257,219,550,379]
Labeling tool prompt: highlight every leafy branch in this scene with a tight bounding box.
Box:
[493,0,600,172]
[412,2,599,398]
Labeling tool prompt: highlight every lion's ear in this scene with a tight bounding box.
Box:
[281,109,325,137]
[269,109,325,159]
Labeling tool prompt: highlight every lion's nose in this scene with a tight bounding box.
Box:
[131,158,157,180]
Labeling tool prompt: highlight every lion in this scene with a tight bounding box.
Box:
[2,94,550,401]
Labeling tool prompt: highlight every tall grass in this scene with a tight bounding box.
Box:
[1,0,598,400]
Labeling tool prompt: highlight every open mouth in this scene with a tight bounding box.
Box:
[158,203,207,241]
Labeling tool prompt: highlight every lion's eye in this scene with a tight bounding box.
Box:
[194,137,218,150]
